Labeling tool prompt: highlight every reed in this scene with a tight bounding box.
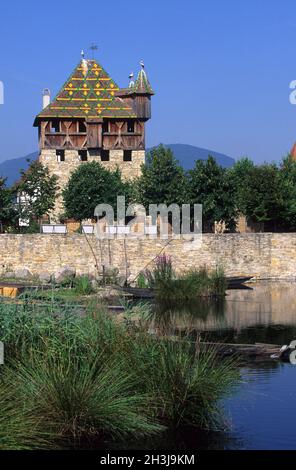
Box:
[0,296,239,449]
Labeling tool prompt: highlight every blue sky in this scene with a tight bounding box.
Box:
[1,0,296,163]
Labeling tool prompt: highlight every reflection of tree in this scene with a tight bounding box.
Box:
[150,298,226,337]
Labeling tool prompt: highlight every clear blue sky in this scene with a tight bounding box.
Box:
[1,0,296,164]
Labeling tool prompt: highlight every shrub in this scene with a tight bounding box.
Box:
[73,276,94,295]
[145,254,173,288]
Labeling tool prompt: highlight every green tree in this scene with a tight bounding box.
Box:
[63,161,130,221]
[227,157,254,214]
[136,145,187,208]
[239,163,282,230]
[277,154,296,230]
[15,161,59,226]
[0,177,17,232]
[188,156,237,232]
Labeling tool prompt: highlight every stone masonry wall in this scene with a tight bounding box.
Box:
[39,149,145,221]
[1,233,296,281]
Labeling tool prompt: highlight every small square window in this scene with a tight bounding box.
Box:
[78,121,86,133]
[101,150,110,161]
[78,150,88,161]
[127,120,135,133]
[50,120,60,133]
[123,150,132,161]
[56,150,65,162]
[102,121,109,133]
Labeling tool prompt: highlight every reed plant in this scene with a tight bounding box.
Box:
[0,296,239,449]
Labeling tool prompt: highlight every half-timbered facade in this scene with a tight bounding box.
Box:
[33,55,153,220]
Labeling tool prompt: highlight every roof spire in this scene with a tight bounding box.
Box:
[133,59,154,95]
[81,49,85,59]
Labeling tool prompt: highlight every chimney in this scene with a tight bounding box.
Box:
[42,88,51,109]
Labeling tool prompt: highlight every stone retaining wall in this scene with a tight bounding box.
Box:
[0,233,295,281]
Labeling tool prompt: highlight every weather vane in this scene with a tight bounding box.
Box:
[89,43,98,59]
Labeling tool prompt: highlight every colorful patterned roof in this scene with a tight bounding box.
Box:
[34,59,137,123]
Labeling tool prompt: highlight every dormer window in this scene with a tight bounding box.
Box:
[50,120,60,133]
[127,120,135,133]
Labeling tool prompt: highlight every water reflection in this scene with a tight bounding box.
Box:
[148,281,296,346]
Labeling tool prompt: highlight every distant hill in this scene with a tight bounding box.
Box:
[0,144,235,187]
[0,152,38,186]
[147,144,235,169]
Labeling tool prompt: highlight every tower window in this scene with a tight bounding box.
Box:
[50,120,60,133]
[123,150,132,161]
[127,120,135,133]
[102,121,109,133]
[101,150,110,161]
[56,150,65,162]
[78,121,86,133]
[78,150,88,161]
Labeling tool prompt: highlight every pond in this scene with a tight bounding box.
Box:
[131,281,296,450]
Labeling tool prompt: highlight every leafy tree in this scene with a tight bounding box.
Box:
[188,156,237,232]
[136,145,187,208]
[63,161,130,221]
[227,157,254,214]
[277,154,296,230]
[0,177,17,232]
[238,163,282,229]
[15,161,59,226]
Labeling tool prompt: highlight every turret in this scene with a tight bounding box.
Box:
[116,61,154,120]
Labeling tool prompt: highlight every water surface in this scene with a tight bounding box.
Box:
[145,281,296,450]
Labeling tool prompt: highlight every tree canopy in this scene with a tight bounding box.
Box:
[63,161,131,221]
[188,156,237,231]
[136,145,187,209]
[0,177,17,232]
[15,161,59,224]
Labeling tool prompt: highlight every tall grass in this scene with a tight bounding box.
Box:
[0,380,55,450]
[1,352,162,448]
[153,267,227,301]
[142,256,227,300]
[123,331,239,430]
[0,296,239,449]
[73,276,95,295]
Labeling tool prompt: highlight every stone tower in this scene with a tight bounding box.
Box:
[33,54,154,221]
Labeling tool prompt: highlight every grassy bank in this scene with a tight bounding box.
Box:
[0,297,239,449]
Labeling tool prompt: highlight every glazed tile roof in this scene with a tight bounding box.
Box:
[34,59,137,123]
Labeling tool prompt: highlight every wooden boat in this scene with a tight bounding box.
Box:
[226,276,253,289]
[121,286,154,299]
[199,341,281,361]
